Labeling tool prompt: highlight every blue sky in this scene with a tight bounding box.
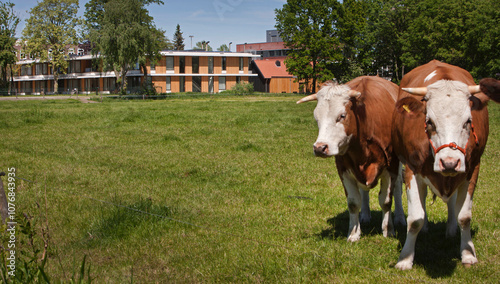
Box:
[14,0,287,51]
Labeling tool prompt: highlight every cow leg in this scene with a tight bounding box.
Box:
[395,173,426,270]
[342,172,362,242]
[378,170,395,237]
[419,184,429,233]
[392,163,406,227]
[446,191,458,238]
[360,189,371,224]
[456,181,477,266]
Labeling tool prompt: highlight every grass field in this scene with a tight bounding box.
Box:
[0,95,499,283]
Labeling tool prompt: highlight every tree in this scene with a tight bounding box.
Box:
[335,0,371,82]
[0,1,19,93]
[365,0,411,82]
[22,0,81,94]
[85,0,165,93]
[275,0,343,92]
[217,44,230,52]
[173,24,185,50]
[194,41,213,51]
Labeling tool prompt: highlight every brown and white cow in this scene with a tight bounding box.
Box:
[480,78,500,103]
[392,60,490,270]
[298,76,406,242]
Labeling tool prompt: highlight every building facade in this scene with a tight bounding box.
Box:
[12,49,260,95]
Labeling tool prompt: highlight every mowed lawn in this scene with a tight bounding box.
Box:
[1,95,499,283]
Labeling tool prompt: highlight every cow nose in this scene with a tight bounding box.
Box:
[313,143,329,157]
[440,157,461,172]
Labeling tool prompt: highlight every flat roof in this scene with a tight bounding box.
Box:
[160,50,261,58]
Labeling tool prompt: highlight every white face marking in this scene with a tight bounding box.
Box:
[313,82,354,156]
[425,80,472,174]
[424,70,438,83]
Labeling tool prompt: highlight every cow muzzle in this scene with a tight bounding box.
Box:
[313,142,332,157]
[439,157,462,175]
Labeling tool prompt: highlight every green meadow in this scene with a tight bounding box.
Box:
[0,95,499,283]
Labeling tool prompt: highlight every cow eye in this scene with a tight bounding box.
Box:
[464,118,472,129]
[426,119,434,129]
[337,113,346,122]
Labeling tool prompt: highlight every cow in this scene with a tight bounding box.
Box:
[392,60,490,270]
[479,78,500,103]
[297,76,406,242]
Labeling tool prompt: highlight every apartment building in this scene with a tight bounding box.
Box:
[12,48,261,95]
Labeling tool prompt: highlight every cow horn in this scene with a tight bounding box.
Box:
[402,87,428,96]
[348,90,361,98]
[468,85,481,94]
[296,93,317,104]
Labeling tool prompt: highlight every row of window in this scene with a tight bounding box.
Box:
[165,76,237,92]
[20,57,248,76]
[17,48,85,61]
[165,56,245,73]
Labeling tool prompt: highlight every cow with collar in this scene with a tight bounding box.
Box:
[298,76,406,242]
[392,60,490,270]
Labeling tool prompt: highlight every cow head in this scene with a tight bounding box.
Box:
[403,80,481,176]
[297,81,361,157]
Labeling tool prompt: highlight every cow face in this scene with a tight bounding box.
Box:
[423,80,473,175]
[311,83,360,157]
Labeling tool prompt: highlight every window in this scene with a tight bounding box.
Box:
[192,56,199,74]
[103,78,116,92]
[77,48,84,56]
[219,76,226,91]
[166,77,171,91]
[239,57,244,71]
[179,76,185,92]
[179,56,185,74]
[21,65,32,76]
[150,62,156,71]
[68,48,74,55]
[208,57,214,74]
[68,61,81,73]
[35,81,47,93]
[192,76,201,92]
[209,76,214,93]
[166,57,174,71]
[36,64,43,75]
[236,76,241,84]
[221,57,226,71]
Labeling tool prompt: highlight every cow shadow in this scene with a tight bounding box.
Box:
[317,210,477,278]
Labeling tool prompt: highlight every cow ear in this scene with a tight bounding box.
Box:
[469,93,489,111]
[396,96,425,116]
[480,78,500,103]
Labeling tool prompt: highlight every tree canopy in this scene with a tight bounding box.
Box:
[275,0,343,92]
[217,44,230,52]
[173,24,185,51]
[0,1,19,91]
[22,0,81,93]
[276,0,500,84]
[85,0,165,93]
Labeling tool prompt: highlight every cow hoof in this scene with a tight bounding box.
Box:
[462,256,478,267]
[395,260,413,270]
[347,234,361,242]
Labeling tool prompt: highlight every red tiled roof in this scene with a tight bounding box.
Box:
[253,58,294,79]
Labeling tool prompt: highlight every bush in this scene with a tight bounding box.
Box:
[221,82,254,95]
